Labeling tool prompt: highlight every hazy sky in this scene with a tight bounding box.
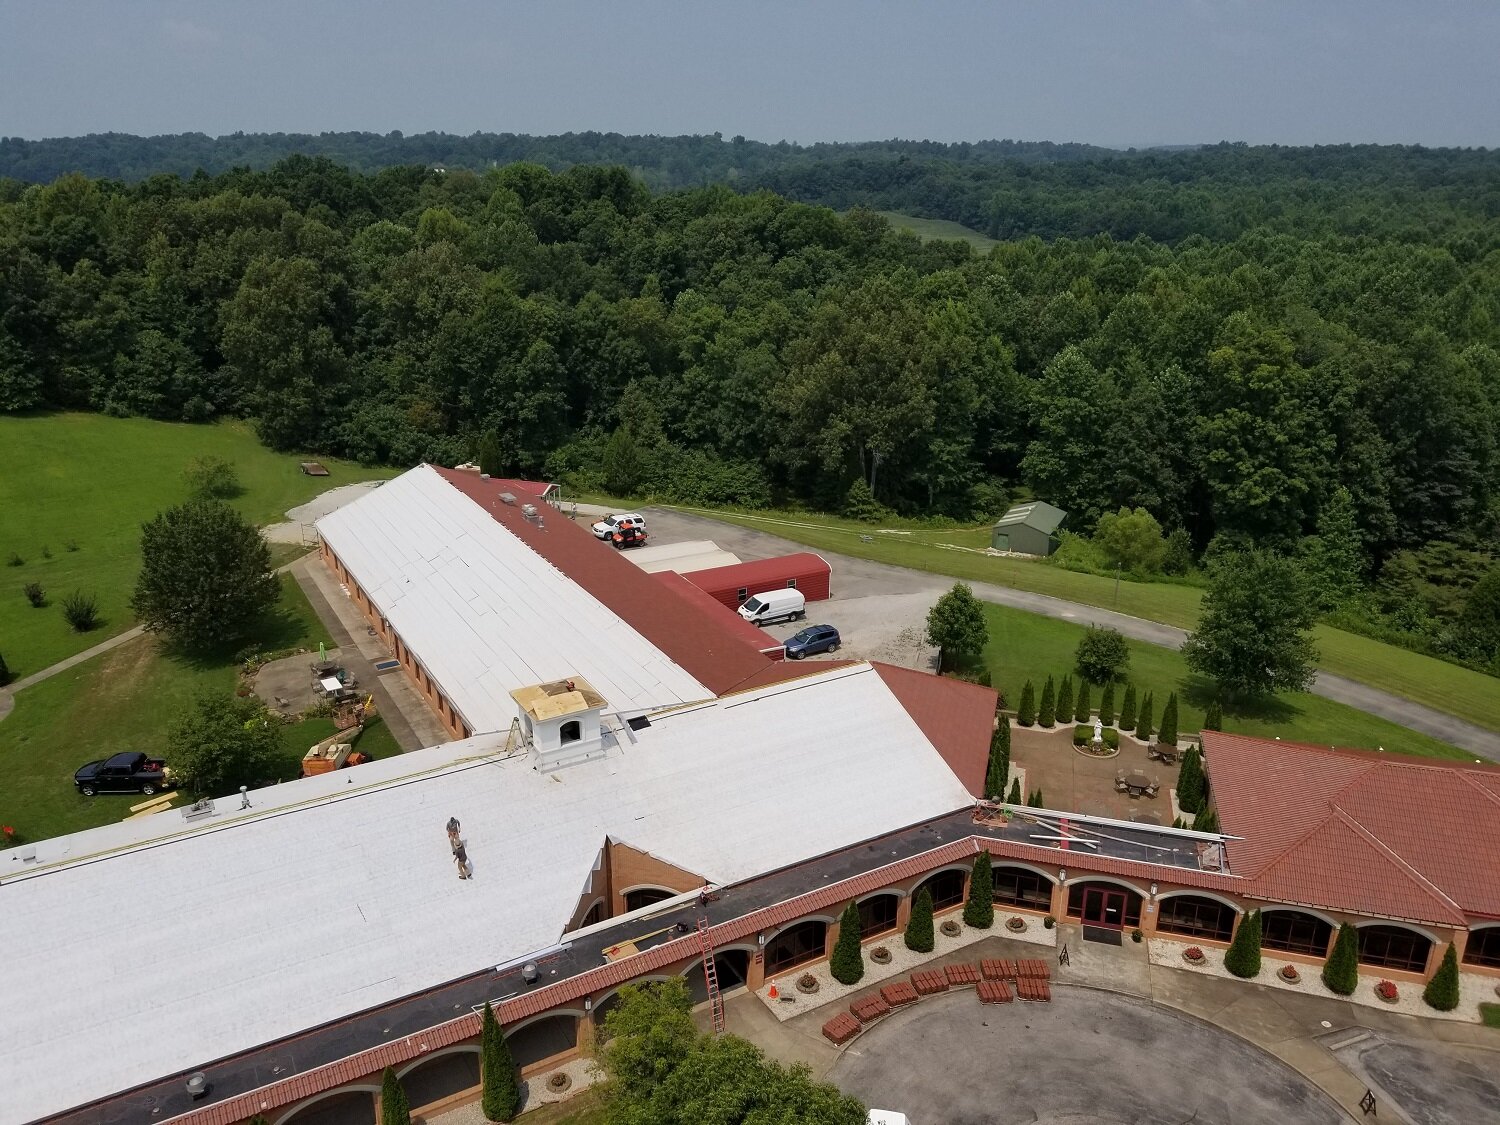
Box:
[3,1,1498,147]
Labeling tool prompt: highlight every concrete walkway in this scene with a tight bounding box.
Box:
[726,927,1499,1125]
[643,506,1500,762]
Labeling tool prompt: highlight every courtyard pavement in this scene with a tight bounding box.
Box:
[1012,723,1183,823]
[712,929,1500,1125]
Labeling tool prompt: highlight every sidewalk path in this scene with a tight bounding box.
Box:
[646,506,1500,762]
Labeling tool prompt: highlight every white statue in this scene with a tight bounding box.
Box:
[1092,716,1104,743]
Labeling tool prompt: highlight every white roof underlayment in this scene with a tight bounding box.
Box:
[625,539,743,574]
[0,663,975,1125]
[315,465,711,728]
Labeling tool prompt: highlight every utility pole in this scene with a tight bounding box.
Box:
[1113,562,1122,609]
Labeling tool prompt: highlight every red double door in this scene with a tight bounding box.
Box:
[1080,886,1130,929]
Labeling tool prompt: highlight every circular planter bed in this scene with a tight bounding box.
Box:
[1182,946,1207,966]
[940,919,962,938]
[796,973,820,995]
[1278,964,1301,984]
[546,1071,572,1094]
[1374,980,1399,1004]
[870,946,892,965]
[1005,916,1027,933]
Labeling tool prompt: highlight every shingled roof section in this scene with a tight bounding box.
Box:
[872,663,999,796]
[1203,731,1500,924]
[433,467,773,694]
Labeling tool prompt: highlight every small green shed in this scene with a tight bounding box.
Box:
[991,501,1067,556]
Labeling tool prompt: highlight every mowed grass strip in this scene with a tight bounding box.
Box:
[875,210,1002,252]
[0,412,399,677]
[0,574,355,842]
[679,506,1500,735]
[980,603,1473,762]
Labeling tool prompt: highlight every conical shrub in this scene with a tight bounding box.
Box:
[1007,777,1022,803]
[1038,676,1056,727]
[381,1067,410,1125]
[1158,692,1179,748]
[905,887,935,953]
[1099,681,1116,724]
[963,853,994,929]
[1056,677,1073,726]
[1423,944,1460,1012]
[1223,909,1262,979]
[830,900,865,984]
[1137,692,1154,741]
[985,715,1011,799]
[1119,684,1137,730]
[1203,699,1222,731]
[1322,924,1359,996]
[1176,746,1206,813]
[481,1002,520,1122]
[1075,680,1091,722]
[1017,680,1036,726]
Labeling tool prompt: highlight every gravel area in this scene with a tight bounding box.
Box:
[424,1056,599,1125]
[756,915,1056,1022]
[1148,936,1492,1023]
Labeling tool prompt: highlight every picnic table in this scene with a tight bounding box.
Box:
[1116,769,1159,797]
[319,675,343,694]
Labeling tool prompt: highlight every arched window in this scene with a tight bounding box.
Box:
[857,894,899,938]
[1358,925,1432,973]
[1262,911,1333,956]
[624,887,675,912]
[1464,927,1500,969]
[993,866,1053,910]
[765,920,828,975]
[1156,895,1235,941]
[915,870,967,911]
[560,720,581,744]
[580,900,606,927]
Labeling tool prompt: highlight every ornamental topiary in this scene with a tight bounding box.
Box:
[481,1002,520,1122]
[1055,677,1073,726]
[905,887,935,953]
[1423,943,1461,1012]
[1323,923,1359,996]
[1038,676,1057,727]
[1224,909,1262,979]
[830,900,865,985]
[1137,692,1154,741]
[964,852,994,929]
[1099,681,1116,724]
[1017,680,1036,726]
[1119,684,1137,730]
[1158,692,1179,749]
[1176,746,1206,813]
[1075,680,1092,722]
[381,1067,411,1125]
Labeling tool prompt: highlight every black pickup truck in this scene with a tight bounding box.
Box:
[73,752,174,797]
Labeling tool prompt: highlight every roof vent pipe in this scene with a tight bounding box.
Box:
[522,962,539,984]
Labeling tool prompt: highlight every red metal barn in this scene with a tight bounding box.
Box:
[681,553,832,610]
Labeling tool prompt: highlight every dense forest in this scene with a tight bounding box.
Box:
[1,144,1497,670]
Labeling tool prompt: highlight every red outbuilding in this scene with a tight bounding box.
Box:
[681,552,832,610]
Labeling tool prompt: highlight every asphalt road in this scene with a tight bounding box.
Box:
[639,506,1500,763]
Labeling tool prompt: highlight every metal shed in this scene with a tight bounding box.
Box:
[681,552,833,609]
[990,501,1067,556]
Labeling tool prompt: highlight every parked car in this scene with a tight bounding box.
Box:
[737,588,806,625]
[74,752,175,797]
[784,623,841,659]
[591,512,647,540]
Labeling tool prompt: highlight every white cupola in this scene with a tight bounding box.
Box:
[509,676,609,771]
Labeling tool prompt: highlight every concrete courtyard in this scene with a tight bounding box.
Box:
[1012,723,1184,822]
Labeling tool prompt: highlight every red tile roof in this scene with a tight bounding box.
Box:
[432,468,773,694]
[872,663,998,796]
[1203,732,1500,925]
[652,570,785,656]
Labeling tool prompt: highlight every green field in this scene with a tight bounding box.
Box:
[875,210,1001,252]
[0,573,399,843]
[0,413,399,678]
[669,506,1500,735]
[979,604,1472,761]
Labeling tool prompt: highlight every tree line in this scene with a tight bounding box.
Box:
[1,153,1497,669]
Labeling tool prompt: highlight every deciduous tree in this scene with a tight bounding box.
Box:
[1183,550,1319,699]
[165,693,281,796]
[925,583,989,671]
[1094,506,1168,575]
[1076,626,1129,684]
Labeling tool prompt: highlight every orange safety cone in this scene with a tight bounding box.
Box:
[767,982,779,1000]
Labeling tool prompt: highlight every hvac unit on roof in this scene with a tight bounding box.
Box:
[498,492,516,505]
[521,503,539,519]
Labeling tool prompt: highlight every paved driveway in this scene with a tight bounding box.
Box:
[830,987,1346,1125]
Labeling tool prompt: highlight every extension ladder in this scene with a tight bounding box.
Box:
[695,917,726,1035]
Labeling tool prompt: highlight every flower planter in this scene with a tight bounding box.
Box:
[1043,915,1056,930]
[796,973,819,995]
[870,946,892,965]
[546,1071,571,1093]
[940,920,962,938]
[1278,964,1301,984]
[1182,947,1206,966]
[1130,928,1143,944]
[1005,916,1027,933]
[1375,980,1399,1004]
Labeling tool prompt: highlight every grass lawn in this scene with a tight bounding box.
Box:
[518,1089,608,1125]
[1481,1003,1500,1029]
[0,573,365,843]
[0,412,399,679]
[665,505,1500,735]
[875,210,1001,252]
[979,603,1473,762]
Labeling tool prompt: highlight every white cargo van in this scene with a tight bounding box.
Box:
[737,588,805,625]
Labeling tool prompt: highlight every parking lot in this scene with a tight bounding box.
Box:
[633,507,947,672]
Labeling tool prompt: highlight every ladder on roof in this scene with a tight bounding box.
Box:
[696,917,726,1036]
